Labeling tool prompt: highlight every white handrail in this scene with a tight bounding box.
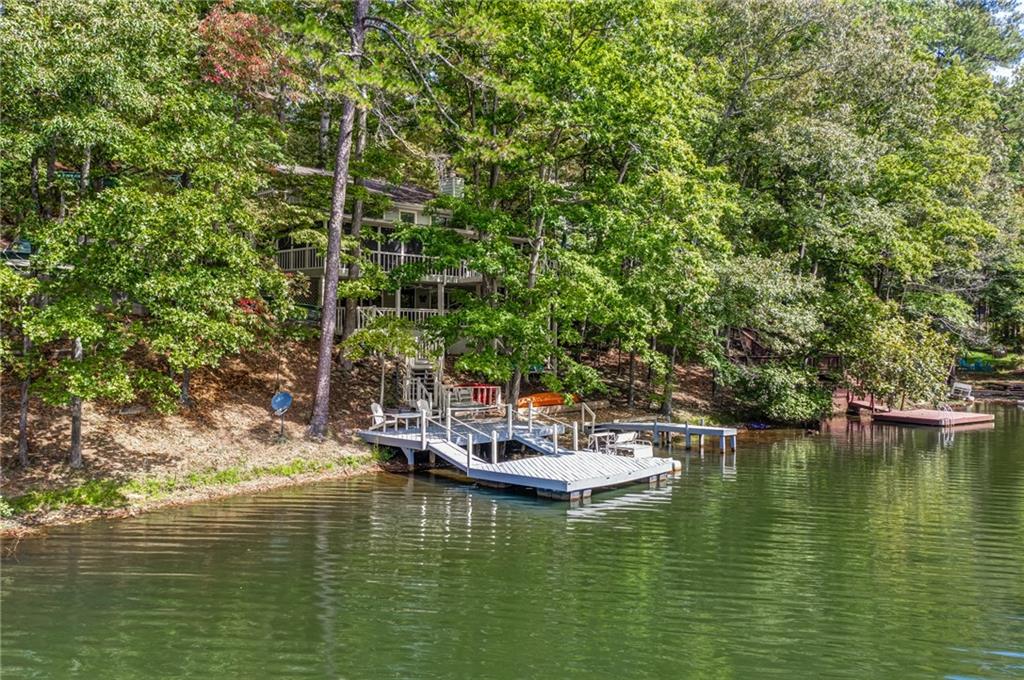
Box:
[276,246,479,279]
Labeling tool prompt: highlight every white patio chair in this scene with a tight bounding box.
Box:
[370,402,399,431]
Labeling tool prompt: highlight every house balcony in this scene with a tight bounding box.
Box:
[276,246,480,283]
[297,304,445,336]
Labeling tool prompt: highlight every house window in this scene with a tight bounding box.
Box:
[399,211,416,224]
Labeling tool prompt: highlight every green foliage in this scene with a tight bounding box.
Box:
[842,315,956,407]
[732,364,834,425]
[4,0,1022,453]
[10,480,128,514]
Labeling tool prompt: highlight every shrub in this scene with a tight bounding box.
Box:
[733,364,833,425]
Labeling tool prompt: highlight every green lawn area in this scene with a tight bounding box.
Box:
[960,350,1024,372]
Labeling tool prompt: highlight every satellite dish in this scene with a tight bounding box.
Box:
[271,391,292,416]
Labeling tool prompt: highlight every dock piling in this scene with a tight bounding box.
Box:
[491,430,498,464]
[420,411,427,450]
[506,403,514,434]
[572,422,579,451]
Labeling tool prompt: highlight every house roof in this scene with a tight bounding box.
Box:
[273,164,436,206]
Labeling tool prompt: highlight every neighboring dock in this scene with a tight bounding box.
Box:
[593,421,738,452]
[358,414,674,501]
[872,409,995,428]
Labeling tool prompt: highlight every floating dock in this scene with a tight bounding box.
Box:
[872,409,995,428]
[593,421,738,452]
[358,419,674,501]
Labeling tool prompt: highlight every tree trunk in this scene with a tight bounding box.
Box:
[30,154,44,217]
[510,366,523,412]
[46,144,57,219]
[648,337,656,382]
[307,0,367,439]
[69,337,84,468]
[80,144,92,196]
[627,350,636,408]
[18,336,31,467]
[661,343,677,418]
[342,105,368,344]
[180,366,192,406]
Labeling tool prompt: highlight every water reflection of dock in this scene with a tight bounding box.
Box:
[822,415,995,451]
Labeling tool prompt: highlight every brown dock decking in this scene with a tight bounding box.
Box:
[872,409,995,427]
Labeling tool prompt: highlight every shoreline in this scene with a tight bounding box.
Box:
[1,454,386,544]
[4,395,1015,544]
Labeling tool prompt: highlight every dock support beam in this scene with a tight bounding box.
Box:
[537,488,592,502]
[491,430,498,464]
[420,411,427,450]
[720,435,726,453]
[731,434,737,452]
[466,433,473,472]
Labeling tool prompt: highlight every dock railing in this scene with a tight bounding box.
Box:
[580,402,597,434]
[528,408,579,452]
[421,407,495,469]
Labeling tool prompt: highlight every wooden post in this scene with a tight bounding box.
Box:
[720,435,726,453]
[528,404,534,432]
[699,433,705,449]
[420,410,427,450]
[491,430,498,464]
[551,424,559,452]
[506,403,514,433]
[731,434,737,452]
[572,422,579,451]
[466,433,473,472]
[445,393,452,441]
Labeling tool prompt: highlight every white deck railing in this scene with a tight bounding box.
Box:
[357,306,443,328]
[276,247,478,280]
[318,305,444,335]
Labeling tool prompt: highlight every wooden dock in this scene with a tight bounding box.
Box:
[358,419,674,501]
[872,409,995,428]
[593,421,738,452]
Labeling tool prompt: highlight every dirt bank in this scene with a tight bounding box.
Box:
[0,339,394,537]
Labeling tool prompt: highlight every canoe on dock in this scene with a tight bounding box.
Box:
[872,409,995,428]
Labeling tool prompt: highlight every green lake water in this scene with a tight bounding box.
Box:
[3,405,1022,678]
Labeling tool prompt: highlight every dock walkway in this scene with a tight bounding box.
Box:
[358,419,674,500]
[593,421,738,452]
